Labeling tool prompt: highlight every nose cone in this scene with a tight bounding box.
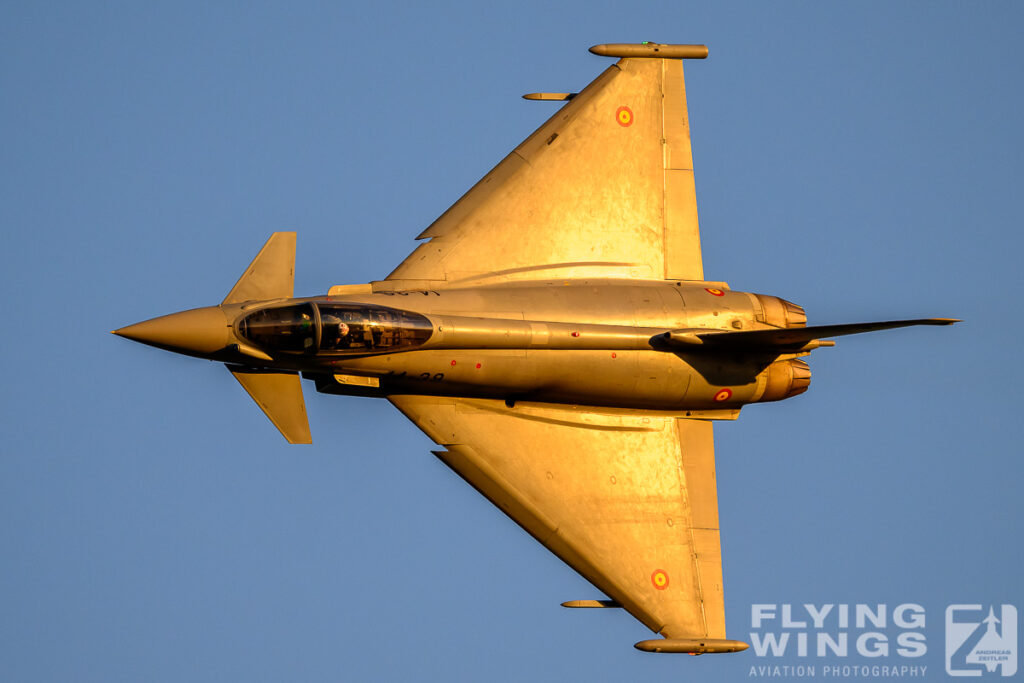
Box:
[113,306,231,356]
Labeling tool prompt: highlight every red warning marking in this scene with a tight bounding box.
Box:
[616,106,633,127]
[705,287,725,296]
[611,352,617,359]
[571,331,580,337]
[475,363,481,369]
[651,569,669,590]
[450,360,457,366]
[714,388,733,402]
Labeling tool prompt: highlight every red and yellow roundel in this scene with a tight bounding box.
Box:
[714,388,733,402]
[651,569,670,590]
[704,287,725,296]
[616,106,634,127]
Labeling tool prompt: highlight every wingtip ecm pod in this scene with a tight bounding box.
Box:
[634,638,750,655]
[589,43,709,59]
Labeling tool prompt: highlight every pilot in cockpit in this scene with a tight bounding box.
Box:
[321,314,350,350]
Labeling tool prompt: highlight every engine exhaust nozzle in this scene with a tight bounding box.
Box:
[759,358,811,402]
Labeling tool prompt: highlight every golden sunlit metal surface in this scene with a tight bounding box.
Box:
[113,43,957,654]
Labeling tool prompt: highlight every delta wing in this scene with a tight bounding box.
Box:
[389,395,728,641]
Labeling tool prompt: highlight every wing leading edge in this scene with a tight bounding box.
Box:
[389,396,740,645]
[388,49,705,286]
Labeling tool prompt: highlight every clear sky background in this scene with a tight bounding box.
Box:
[2,2,1022,682]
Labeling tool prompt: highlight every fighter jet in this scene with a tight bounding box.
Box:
[113,43,955,655]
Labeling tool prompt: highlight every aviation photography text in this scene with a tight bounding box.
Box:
[748,602,927,679]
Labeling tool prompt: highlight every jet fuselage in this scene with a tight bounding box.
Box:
[117,280,811,413]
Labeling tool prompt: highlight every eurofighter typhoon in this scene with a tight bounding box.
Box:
[114,43,956,655]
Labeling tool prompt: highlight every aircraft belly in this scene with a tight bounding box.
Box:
[331,349,763,410]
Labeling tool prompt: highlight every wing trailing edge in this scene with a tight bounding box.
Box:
[658,318,959,352]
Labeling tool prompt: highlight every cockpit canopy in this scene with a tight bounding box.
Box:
[237,302,433,355]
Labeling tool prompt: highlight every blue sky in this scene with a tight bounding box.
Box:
[2,2,1021,681]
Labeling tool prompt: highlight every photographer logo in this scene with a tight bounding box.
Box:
[946,604,1017,677]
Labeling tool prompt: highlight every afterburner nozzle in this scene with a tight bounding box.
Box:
[759,358,811,402]
[754,294,806,329]
[113,306,231,357]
